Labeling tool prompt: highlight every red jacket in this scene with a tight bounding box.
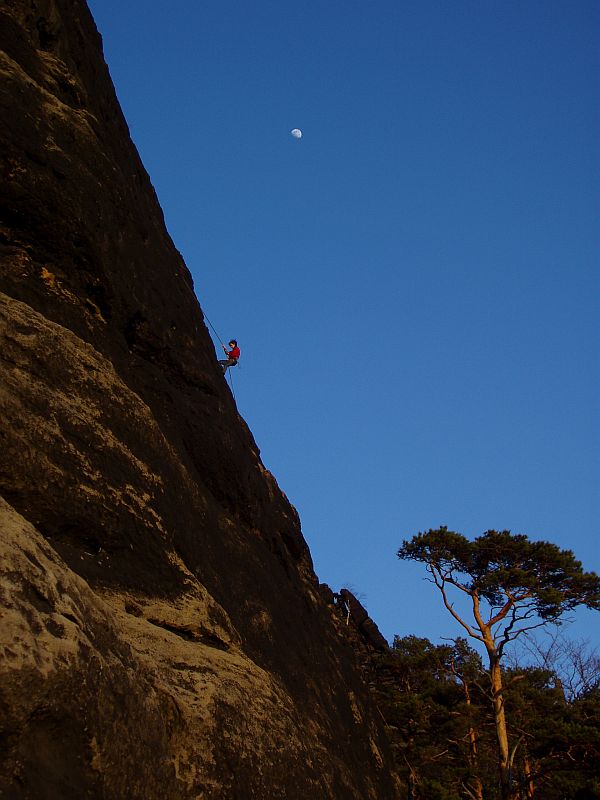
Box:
[227,345,240,361]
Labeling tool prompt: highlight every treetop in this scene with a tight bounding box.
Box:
[398,527,600,620]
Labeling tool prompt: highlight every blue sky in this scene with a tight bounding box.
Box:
[88,0,599,652]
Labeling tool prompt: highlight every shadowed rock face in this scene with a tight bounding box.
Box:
[0,1,400,797]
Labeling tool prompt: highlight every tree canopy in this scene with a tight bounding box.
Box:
[398,528,600,647]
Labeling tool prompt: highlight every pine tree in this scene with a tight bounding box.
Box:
[397,528,600,800]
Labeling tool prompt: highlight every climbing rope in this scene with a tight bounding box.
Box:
[228,368,237,403]
[203,312,226,349]
[203,311,238,402]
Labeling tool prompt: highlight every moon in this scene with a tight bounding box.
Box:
[290,128,302,139]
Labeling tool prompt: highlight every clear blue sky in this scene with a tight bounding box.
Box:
[88,0,599,652]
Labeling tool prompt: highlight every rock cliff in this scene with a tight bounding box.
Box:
[0,2,400,797]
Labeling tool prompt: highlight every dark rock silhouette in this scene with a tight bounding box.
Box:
[0,1,399,798]
[338,589,390,653]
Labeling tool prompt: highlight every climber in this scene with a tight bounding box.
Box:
[219,339,240,374]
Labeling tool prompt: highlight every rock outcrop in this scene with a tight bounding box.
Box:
[0,2,399,797]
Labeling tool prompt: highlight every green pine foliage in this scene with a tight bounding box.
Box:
[398,528,600,622]
[372,638,600,799]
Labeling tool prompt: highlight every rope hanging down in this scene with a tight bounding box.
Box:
[228,365,236,402]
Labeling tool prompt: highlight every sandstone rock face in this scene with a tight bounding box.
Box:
[0,2,399,797]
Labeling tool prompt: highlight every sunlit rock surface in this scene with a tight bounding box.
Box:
[0,2,399,797]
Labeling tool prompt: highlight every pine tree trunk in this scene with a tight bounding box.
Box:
[487,652,517,800]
